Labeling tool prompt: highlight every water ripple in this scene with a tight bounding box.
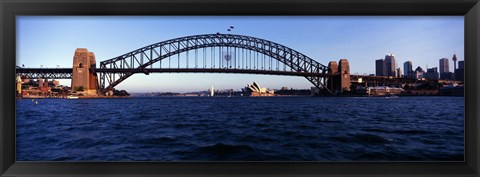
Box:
[16,96,464,161]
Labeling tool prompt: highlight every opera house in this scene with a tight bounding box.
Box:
[243,82,275,96]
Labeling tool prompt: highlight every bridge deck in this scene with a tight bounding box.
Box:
[16,68,73,79]
[16,68,453,85]
[16,68,72,73]
[16,68,334,78]
[94,68,332,77]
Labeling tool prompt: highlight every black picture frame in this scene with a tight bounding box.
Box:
[1,0,479,176]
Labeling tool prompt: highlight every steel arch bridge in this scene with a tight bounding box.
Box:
[97,34,335,94]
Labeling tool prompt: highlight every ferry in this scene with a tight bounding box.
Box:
[66,96,79,99]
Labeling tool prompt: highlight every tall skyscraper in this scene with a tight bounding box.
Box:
[375,59,386,76]
[384,53,396,77]
[403,61,413,78]
[439,58,451,80]
[439,58,449,74]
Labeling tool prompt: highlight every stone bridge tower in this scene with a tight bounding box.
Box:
[327,59,351,95]
[71,48,98,96]
[327,61,339,93]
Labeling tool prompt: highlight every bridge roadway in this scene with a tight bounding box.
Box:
[16,68,73,79]
[16,68,433,85]
[16,68,333,78]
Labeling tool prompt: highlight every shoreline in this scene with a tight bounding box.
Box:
[17,95,130,99]
[16,94,464,99]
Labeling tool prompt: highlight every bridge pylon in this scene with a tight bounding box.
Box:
[327,59,351,95]
[71,48,99,96]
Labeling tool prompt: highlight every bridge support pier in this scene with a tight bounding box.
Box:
[327,59,351,95]
[71,48,99,96]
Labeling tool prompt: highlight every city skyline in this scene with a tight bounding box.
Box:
[17,16,464,92]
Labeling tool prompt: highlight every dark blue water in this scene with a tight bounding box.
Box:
[16,96,464,161]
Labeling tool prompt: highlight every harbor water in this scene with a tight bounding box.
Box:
[16,96,464,161]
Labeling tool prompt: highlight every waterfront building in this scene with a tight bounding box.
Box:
[52,80,60,87]
[424,67,439,80]
[403,61,413,78]
[39,86,51,93]
[440,72,454,80]
[366,86,403,96]
[414,66,425,79]
[384,53,396,77]
[244,82,274,96]
[43,79,49,87]
[375,59,386,76]
[18,77,71,98]
[21,77,30,84]
[395,68,402,78]
[458,60,464,69]
[38,78,44,87]
[455,60,464,82]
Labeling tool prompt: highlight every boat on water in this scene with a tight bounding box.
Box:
[210,85,214,97]
[66,96,79,99]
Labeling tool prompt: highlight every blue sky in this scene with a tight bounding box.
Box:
[17,16,464,93]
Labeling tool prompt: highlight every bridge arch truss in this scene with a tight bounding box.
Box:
[98,34,332,94]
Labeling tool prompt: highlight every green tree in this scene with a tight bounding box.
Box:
[74,86,84,91]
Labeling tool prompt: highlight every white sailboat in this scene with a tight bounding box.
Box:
[210,85,214,97]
